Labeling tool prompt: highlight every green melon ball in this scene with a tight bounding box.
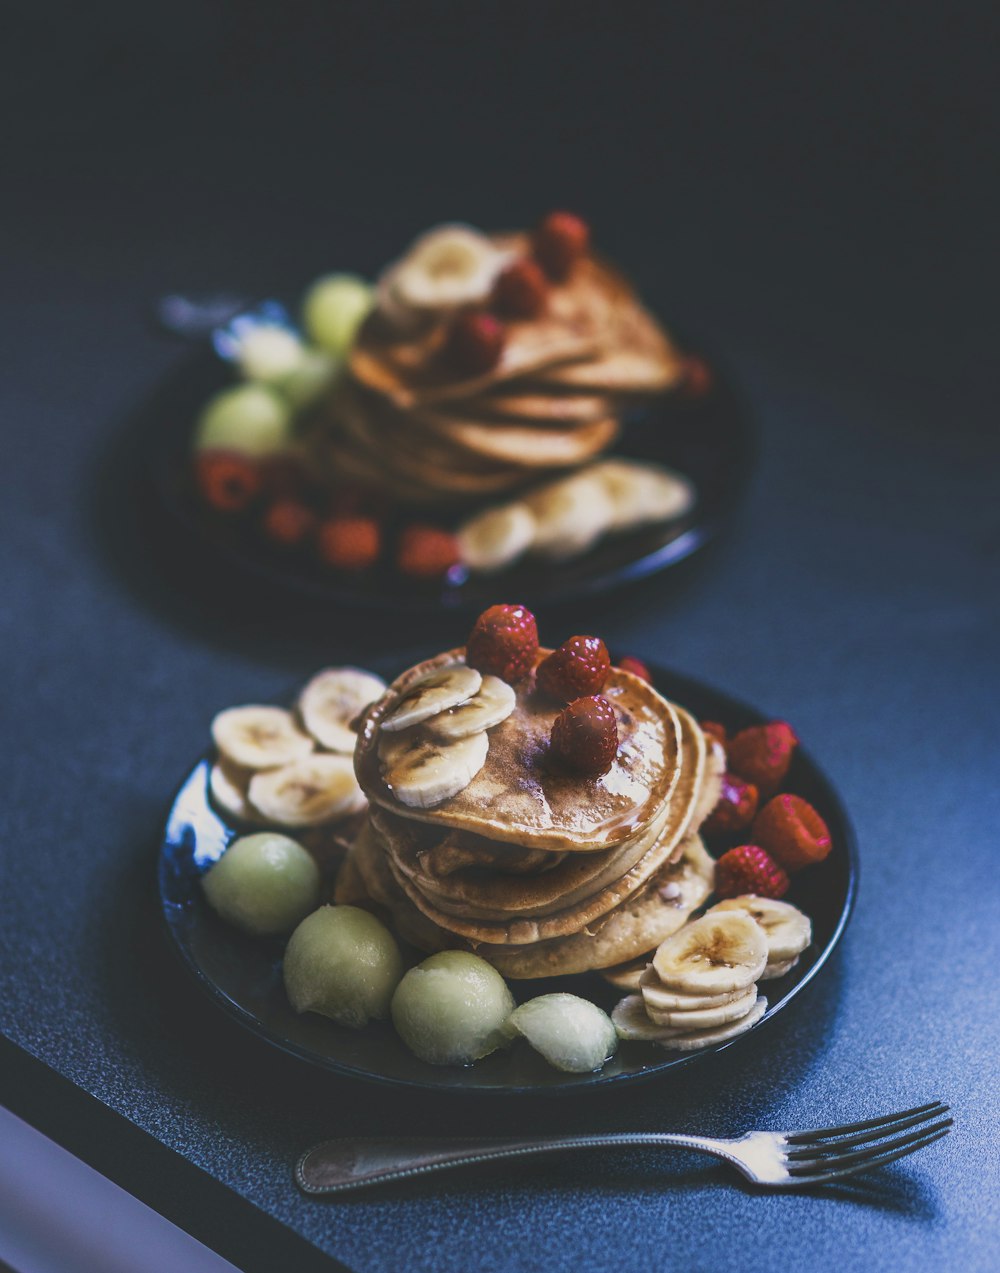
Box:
[283,905,403,1028]
[278,347,342,409]
[201,832,321,937]
[235,325,308,384]
[506,993,618,1073]
[390,951,515,1066]
[194,383,293,456]
[302,274,374,355]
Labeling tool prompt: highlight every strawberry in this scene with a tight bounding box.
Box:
[261,498,317,549]
[550,695,618,776]
[491,258,548,319]
[537,635,610,701]
[752,794,832,873]
[443,310,505,375]
[317,515,381,571]
[397,525,461,579]
[714,845,789,900]
[465,604,539,682]
[726,721,798,798]
[533,211,590,280]
[703,772,759,837]
[194,451,261,513]
[700,720,728,747]
[618,655,651,683]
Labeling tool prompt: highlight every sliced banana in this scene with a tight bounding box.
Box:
[707,896,812,964]
[209,761,265,825]
[248,755,365,827]
[379,729,489,809]
[651,911,768,996]
[657,996,767,1052]
[595,459,696,532]
[386,224,511,314]
[211,705,314,771]
[611,995,682,1042]
[525,472,616,562]
[456,503,537,573]
[639,966,749,1013]
[643,986,758,1031]
[380,665,482,733]
[760,957,799,981]
[298,667,387,753]
[424,675,516,741]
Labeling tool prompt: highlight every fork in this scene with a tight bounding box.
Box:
[295,1100,950,1194]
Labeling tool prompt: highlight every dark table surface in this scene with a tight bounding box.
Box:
[2,4,998,1271]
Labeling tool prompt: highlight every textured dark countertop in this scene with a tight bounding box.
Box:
[2,5,998,1271]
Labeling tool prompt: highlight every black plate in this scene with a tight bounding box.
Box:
[158,664,856,1094]
[146,344,755,615]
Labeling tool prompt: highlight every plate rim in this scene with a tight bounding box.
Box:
[157,664,858,1096]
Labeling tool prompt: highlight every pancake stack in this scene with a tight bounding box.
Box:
[336,648,723,980]
[305,229,685,506]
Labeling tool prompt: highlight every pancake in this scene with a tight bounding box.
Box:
[445,388,615,425]
[473,837,715,978]
[408,411,620,469]
[355,649,683,852]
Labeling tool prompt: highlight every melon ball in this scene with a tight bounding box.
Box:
[302,274,374,355]
[201,832,321,937]
[194,383,293,456]
[506,993,618,1073]
[283,905,403,1028]
[390,951,515,1066]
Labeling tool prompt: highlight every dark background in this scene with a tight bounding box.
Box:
[1,4,998,1272]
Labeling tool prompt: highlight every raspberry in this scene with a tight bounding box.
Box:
[537,635,610,701]
[714,845,789,900]
[491,258,548,319]
[261,498,317,549]
[443,310,505,375]
[680,354,713,399]
[194,451,261,513]
[550,695,619,776]
[465,604,539,682]
[397,525,461,579]
[317,516,381,571]
[533,211,590,280]
[727,721,798,798]
[752,794,832,873]
[700,720,728,747]
[618,655,651,683]
[703,772,759,837]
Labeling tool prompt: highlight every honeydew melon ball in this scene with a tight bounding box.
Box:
[506,993,618,1073]
[390,951,515,1066]
[279,347,342,409]
[283,905,403,1027]
[302,274,374,355]
[201,833,320,937]
[235,325,308,384]
[194,383,293,456]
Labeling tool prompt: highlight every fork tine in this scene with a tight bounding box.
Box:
[785,1100,945,1145]
[787,1118,953,1177]
[788,1126,951,1186]
[785,1105,950,1158]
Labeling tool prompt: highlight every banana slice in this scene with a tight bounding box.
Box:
[425,675,516,741]
[657,996,767,1052]
[639,966,749,1013]
[248,755,365,827]
[595,459,696,532]
[599,958,652,992]
[652,912,768,996]
[211,706,314,771]
[298,667,387,753]
[611,995,682,1042]
[380,665,482,733]
[707,896,812,964]
[525,472,616,562]
[209,761,266,825]
[379,729,489,809]
[643,986,758,1031]
[760,957,799,981]
[456,503,536,573]
[386,224,511,314]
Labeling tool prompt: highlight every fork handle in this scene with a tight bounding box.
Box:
[296,1133,727,1194]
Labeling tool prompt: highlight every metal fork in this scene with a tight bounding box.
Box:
[296,1100,950,1194]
